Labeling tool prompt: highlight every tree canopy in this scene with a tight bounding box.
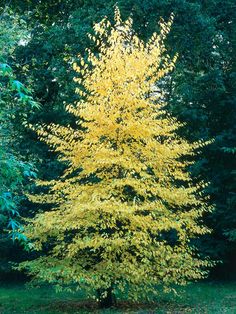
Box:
[20,10,213,306]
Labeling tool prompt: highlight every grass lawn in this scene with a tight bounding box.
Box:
[0,281,235,313]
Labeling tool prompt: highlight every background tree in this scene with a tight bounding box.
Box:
[20,10,213,307]
[0,7,38,279]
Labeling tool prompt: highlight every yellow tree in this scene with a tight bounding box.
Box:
[21,8,212,307]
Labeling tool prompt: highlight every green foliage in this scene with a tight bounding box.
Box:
[0,146,36,240]
[0,7,38,241]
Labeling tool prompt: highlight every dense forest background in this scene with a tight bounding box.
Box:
[0,0,235,282]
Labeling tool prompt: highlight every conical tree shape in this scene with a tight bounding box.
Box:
[21,8,212,304]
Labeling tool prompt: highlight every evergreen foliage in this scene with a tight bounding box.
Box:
[0,8,38,239]
[0,7,38,277]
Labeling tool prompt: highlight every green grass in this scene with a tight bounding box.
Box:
[0,281,235,313]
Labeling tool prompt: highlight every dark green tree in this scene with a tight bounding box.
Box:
[0,6,38,278]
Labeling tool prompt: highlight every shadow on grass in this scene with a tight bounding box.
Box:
[28,299,191,314]
[0,281,236,313]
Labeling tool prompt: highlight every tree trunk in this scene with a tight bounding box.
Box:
[97,286,116,308]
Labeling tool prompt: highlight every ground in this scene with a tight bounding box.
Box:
[0,281,235,313]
